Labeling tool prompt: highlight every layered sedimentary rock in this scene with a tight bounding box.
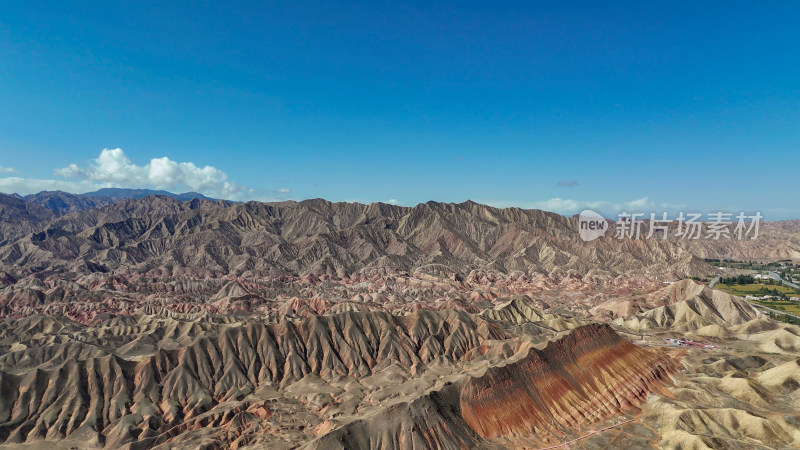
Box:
[1,196,715,278]
[3,192,800,449]
[460,323,677,440]
[303,384,481,450]
[4,193,800,281]
[614,286,760,331]
[0,309,507,448]
[3,294,797,449]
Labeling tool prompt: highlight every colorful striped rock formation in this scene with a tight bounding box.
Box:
[460,323,677,441]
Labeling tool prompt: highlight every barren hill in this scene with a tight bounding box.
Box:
[1,197,715,278]
[0,312,678,449]
[2,194,800,449]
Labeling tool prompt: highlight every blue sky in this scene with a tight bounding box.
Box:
[1,1,799,218]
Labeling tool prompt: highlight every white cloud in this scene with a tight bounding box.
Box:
[660,202,687,210]
[0,176,104,195]
[625,196,650,209]
[272,187,292,200]
[51,148,251,199]
[0,148,253,199]
[387,198,399,204]
[482,196,657,216]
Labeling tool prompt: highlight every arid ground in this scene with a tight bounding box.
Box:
[1,193,799,449]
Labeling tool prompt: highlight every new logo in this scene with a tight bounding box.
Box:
[578,210,608,242]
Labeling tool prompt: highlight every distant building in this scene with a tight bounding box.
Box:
[745,294,776,301]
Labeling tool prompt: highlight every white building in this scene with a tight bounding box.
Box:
[746,294,776,301]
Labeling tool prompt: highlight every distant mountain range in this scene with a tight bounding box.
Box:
[0,193,796,449]
[1,191,798,279]
[0,188,216,220]
[81,188,214,201]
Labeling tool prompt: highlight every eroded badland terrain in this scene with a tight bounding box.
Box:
[1,192,800,449]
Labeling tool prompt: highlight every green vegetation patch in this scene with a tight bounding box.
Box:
[752,300,800,315]
[715,282,800,298]
[761,310,800,326]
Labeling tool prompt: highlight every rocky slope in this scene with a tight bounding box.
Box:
[460,324,676,442]
[0,309,507,448]
[0,278,798,448]
[2,193,800,449]
[614,284,760,331]
[0,307,681,449]
[1,196,715,278]
[4,193,799,279]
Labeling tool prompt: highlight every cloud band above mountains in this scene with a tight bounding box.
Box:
[54,148,248,198]
[1,148,253,200]
[0,149,720,217]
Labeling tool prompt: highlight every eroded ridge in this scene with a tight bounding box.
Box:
[459,324,677,440]
[0,310,507,448]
